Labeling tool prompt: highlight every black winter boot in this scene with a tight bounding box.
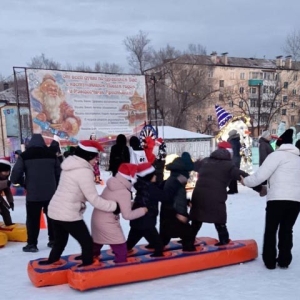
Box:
[215,224,230,246]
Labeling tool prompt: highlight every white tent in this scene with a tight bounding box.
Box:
[156,126,213,160]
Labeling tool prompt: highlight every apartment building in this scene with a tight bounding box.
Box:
[147,53,300,137]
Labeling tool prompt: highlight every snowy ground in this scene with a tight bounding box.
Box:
[2,169,300,299]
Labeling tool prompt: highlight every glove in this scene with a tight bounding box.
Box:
[113,203,120,215]
[9,202,14,211]
[259,186,267,197]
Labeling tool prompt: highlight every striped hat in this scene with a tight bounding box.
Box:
[215,105,232,128]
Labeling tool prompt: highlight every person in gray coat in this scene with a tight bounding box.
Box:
[259,130,274,166]
[10,134,61,252]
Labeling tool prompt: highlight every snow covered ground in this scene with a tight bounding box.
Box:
[2,170,300,299]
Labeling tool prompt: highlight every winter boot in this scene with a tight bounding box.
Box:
[47,241,54,248]
[215,224,230,246]
[23,244,39,253]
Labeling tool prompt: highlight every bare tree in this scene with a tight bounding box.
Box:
[283,29,300,61]
[27,53,61,70]
[94,62,123,73]
[185,44,207,55]
[151,44,182,66]
[123,31,153,74]
[148,55,218,129]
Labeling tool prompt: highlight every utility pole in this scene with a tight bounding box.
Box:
[150,75,158,134]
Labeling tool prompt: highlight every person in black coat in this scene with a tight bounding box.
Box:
[191,141,265,246]
[10,134,61,252]
[127,163,164,256]
[160,152,196,252]
[108,134,130,176]
[49,140,63,164]
[227,129,241,194]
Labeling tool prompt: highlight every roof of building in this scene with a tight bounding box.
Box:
[157,126,212,140]
[148,54,300,71]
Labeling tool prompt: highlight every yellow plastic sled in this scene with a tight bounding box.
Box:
[0,222,27,242]
[0,231,8,247]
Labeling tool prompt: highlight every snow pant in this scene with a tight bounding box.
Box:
[0,200,13,226]
[228,180,238,193]
[127,227,164,255]
[93,242,127,263]
[26,201,54,246]
[263,200,300,268]
[160,217,196,251]
[191,221,230,244]
[47,219,94,266]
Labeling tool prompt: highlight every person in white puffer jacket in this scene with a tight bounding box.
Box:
[39,140,117,267]
[241,129,300,270]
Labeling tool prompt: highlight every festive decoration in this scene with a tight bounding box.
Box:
[215,105,233,129]
[215,107,253,173]
[139,123,158,148]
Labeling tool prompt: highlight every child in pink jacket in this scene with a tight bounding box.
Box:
[91,163,147,263]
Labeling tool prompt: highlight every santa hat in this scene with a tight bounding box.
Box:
[0,158,11,172]
[137,162,155,177]
[215,105,233,128]
[276,129,293,147]
[118,163,137,182]
[78,140,103,152]
[155,138,164,146]
[218,141,233,154]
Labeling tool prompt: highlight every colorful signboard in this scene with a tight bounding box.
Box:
[26,69,147,144]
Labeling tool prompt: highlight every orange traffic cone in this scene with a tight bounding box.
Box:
[40,212,47,229]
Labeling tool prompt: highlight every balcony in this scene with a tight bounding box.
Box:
[248,79,263,86]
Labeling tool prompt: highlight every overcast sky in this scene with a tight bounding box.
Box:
[1,0,300,78]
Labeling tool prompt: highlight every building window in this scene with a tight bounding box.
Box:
[283,82,288,88]
[239,101,243,108]
[230,72,235,79]
[282,109,287,115]
[196,115,201,121]
[219,94,224,101]
[250,99,256,107]
[229,101,234,107]
[291,115,295,122]
[239,87,244,94]
[240,73,245,80]
[207,115,212,121]
[274,73,278,81]
[271,129,276,134]
[293,89,297,95]
[260,114,268,123]
[291,102,296,108]
[219,80,224,88]
[282,96,288,102]
[250,72,263,79]
[208,72,213,78]
[294,74,298,81]
[250,87,257,94]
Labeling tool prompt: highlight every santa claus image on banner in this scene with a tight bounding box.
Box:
[30,74,81,137]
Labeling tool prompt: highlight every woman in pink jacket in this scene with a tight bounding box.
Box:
[39,140,117,267]
[91,163,147,263]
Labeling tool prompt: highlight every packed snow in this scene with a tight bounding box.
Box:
[2,169,300,299]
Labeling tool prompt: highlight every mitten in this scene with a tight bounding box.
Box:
[9,202,14,211]
[113,203,120,215]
